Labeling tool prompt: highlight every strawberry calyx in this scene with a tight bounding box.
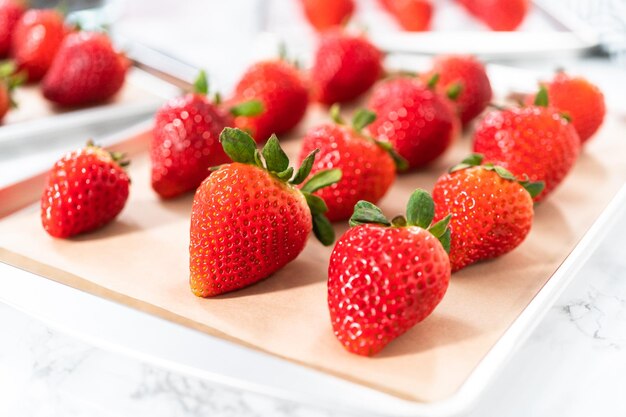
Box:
[191,71,263,117]
[348,188,451,253]
[219,127,341,246]
[85,140,130,168]
[534,85,549,107]
[450,153,545,198]
[0,61,26,109]
[446,82,463,101]
[330,104,408,171]
[426,73,440,90]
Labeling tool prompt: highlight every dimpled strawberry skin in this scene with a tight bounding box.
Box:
[41,148,130,238]
[544,73,605,143]
[299,124,396,221]
[42,32,128,106]
[433,167,534,272]
[367,77,458,169]
[190,163,312,297]
[0,0,24,57]
[328,225,450,356]
[311,32,382,105]
[473,106,580,201]
[430,55,492,126]
[151,94,232,199]
[233,60,309,143]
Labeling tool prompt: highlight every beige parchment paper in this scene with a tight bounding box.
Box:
[0,107,624,402]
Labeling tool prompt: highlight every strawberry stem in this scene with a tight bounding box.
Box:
[194,70,209,95]
[534,85,549,107]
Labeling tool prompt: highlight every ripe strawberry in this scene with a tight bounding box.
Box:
[231,59,309,143]
[0,0,25,58]
[300,0,354,32]
[472,90,581,201]
[456,0,529,31]
[41,143,130,238]
[299,107,406,221]
[328,189,451,356]
[527,72,605,144]
[11,9,69,81]
[433,154,543,272]
[42,32,128,106]
[367,75,459,170]
[0,61,24,121]
[426,55,492,127]
[384,0,433,31]
[190,128,341,297]
[311,31,383,105]
[151,71,262,199]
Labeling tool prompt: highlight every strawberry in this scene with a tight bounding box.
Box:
[300,0,354,32]
[426,55,492,127]
[526,72,605,144]
[456,0,529,31]
[384,0,433,31]
[151,71,262,199]
[0,61,24,122]
[472,89,581,201]
[190,128,341,297]
[231,59,309,143]
[42,31,128,106]
[367,75,459,170]
[328,189,451,356]
[299,107,405,221]
[311,31,383,105]
[41,143,130,238]
[433,154,543,272]
[11,9,69,81]
[0,0,25,58]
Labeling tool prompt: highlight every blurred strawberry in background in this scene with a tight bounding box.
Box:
[0,0,25,58]
[456,0,529,31]
[299,0,354,32]
[380,0,433,31]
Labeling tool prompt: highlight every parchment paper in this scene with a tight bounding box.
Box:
[0,107,624,402]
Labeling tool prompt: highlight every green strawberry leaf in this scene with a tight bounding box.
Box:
[312,213,335,246]
[446,82,463,101]
[406,189,435,229]
[194,70,209,95]
[220,127,257,165]
[301,169,342,194]
[560,112,572,123]
[330,103,345,125]
[427,73,440,90]
[493,166,516,181]
[520,180,545,199]
[254,149,265,169]
[534,85,549,107]
[275,167,294,181]
[213,92,222,105]
[290,149,319,185]
[303,192,328,214]
[428,214,451,238]
[351,108,377,132]
[461,153,484,166]
[262,134,289,173]
[349,201,391,227]
[230,100,264,117]
[373,139,408,171]
[439,228,451,254]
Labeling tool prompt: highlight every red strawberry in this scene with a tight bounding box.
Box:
[527,72,605,144]
[11,9,69,81]
[367,76,459,170]
[298,107,405,221]
[433,154,543,272]
[231,59,309,143]
[151,72,262,199]
[328,189,451,356]
[0,0,25,58]
[472,91,581,201]
[190,128,341,297]
[42,31,128,106]
[384,0,433,31]
[41,143,130,238]
[456,0,529,31]
[311,31,383,105]
[0,61,24,121]
[300,0,354,32]
[426,55,492,127]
